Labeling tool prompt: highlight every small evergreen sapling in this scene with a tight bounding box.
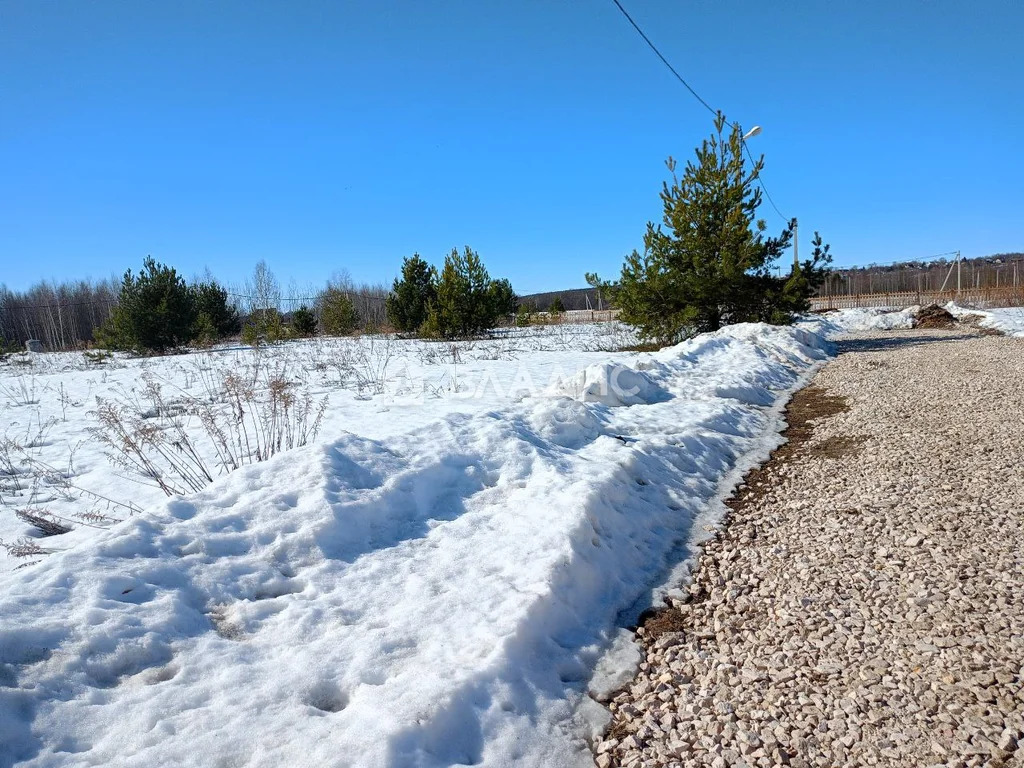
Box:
[488,278,517,324]
[318,287,359,336]
[427,247,497,338]
[386,254,436,333]
[192,281,241,339]
[97,257,197,353]
[291,306,317,337]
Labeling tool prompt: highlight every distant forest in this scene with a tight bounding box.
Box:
[0,279,120,352]
[516,287,608,312]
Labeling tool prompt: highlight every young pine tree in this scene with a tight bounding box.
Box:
[98,257,197,353]
[779,231,833,320]
[291,306,317,337]
[318,286,359,336]
[386,254,437,333]
[488,278,517,324]
[616,113,795,345]
[192,280,241,339]
[515,302,535,327]
[427,247,497,338]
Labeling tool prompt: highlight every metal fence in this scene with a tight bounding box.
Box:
[811,287,1024,311]
[539,309,621,323]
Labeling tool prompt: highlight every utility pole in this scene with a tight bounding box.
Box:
[956,250,961,297]
[792,218,799,271]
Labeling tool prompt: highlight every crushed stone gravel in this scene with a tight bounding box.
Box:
[593,328,1024,768]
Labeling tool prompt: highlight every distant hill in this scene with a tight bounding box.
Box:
[518,252,1024,306]
[516,287,611,312]
[827,252,1024,294]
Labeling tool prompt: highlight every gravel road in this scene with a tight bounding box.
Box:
[594,328,1024,768]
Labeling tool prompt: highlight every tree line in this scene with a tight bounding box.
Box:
[1,248,519,353]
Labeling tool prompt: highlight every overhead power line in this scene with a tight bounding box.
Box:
[609,0,717,118]
[833,252,965,270]
[226,291,387,304]
[609,0,790,223]
[0,297,117,311]
[742,143,787,222]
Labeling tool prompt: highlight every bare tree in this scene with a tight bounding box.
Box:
[0,277,119,350]
[246,260,281,316]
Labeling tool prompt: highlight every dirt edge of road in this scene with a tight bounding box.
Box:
[633,384,850,643]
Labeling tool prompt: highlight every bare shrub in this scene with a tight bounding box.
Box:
[417,342,464,366]
[342,335,394,394]
[20,410,58,449]
[0,439,25,497]
[0,375,39,405]
[317,335,394,394]
[93,399,214,495]
[92,366,328,496]
[10,449,140,517]
[207,372,327,468]
[50,381,80,421]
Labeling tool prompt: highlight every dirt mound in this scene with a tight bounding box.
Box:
[914,304,956,329]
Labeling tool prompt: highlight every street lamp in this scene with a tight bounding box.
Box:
[742,124,798,269]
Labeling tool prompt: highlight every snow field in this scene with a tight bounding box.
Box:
[0,322,637,570]
[0,322,831,767]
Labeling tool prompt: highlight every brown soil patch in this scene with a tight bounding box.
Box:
[637,385,850,642]
[616,342,663,353]
[811,434,867,459]
[956,314,1004,336]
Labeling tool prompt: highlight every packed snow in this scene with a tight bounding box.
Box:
[0,320,836,767]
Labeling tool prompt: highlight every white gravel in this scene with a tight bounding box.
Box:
[593,328,1024,768]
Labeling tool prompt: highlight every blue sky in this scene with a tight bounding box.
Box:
[2,0,1021,294]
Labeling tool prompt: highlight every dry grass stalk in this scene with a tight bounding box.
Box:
[15,508,73,537]
[0,538,53,558]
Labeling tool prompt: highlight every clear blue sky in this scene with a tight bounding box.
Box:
[2,0,1021,294]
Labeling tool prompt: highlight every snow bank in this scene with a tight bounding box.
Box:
[801,306,917,336]
[947,303,1024,338]
[0,324,832,768]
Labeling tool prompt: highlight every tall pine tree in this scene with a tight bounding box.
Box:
[616,113,829,345]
